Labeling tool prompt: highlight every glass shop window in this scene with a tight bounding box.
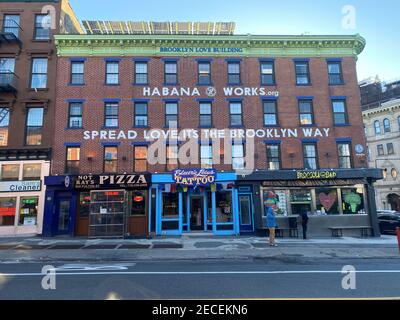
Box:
[1,164,20,181]
[23,164,41,180]
[216,191,233,223]
[316,188,339,215]
[0,197,16,226]
[162,192,179,219]
[79,192,91,218]
[18,197,39,226]
[341,187,365,214]
[263,189,288,215]
[290,189,312,215]
[131,191,147,216]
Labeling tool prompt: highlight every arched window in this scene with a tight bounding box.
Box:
[374,120,381,135]
[383,118,391,133]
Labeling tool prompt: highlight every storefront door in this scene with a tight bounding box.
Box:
[239,194,254,232]
[55,197,72,236]
[190,196,204,231]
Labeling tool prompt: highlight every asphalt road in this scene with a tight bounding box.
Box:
[0,257,400,300]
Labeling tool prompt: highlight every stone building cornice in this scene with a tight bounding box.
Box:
[54,34,366,57]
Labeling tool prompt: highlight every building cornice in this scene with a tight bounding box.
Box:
[54,34,366,57]
[362,103,400,118]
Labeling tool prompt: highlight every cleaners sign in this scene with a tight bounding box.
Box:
[173,169,216,187]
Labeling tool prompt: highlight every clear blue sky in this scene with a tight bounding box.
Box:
[69,0,400,82]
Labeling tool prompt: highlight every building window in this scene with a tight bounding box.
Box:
[266,144,281,170]
[232,144,245,170]
[338,143,352,169]
[0,107,10,147]
[260,62,275,85]
[79,192,91,218]
[19,197,39,226]
[374,120,382,135]
[303,143,318,170]
[134,102,148,127]
[198,62,211,85]
[263,100,278,126]
[1,164,19,181]
[105,61,119,85]
[104,147,118,173]
[200,145,213,169]
[66,147,80,174]
[228,62,241,85]
[0,197,16,227]
[3,15,20,37]
[166,145,179,171]
[31,58,48,89]
[295,61,310,85]
[332,99,348,125]
[135,62,148,85]
[104,103,118,128]
[387,143,395,155]
[70,62,84,85]
[23,164,41,180]
[377,144,384,156]
[68,103,83,128]
[328,61,343,85]
[134,146,148,172]
[131,191,147,216]
[342,188,364,214]
[25,108,44,146]
[34,14,50,40]
[230,102,243,126]
[0,57,15,75]
[165,62,178,85]
[199,102,212,127]
[383,118,391,133]
[165,102,178,128]
[299,100,314,125]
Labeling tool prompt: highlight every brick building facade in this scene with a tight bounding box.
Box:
[43,32,383,238]
[0,0,81,236]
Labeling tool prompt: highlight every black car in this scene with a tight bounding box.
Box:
[378,213,400,235]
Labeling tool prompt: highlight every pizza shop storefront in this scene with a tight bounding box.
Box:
[43,174,150,238]
[238,169,384,237]
[150,170,242,236]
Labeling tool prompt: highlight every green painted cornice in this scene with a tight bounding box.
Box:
[54,34,366,57]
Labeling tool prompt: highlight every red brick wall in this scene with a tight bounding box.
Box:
[52,56,367,175]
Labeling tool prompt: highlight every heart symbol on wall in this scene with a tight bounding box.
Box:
[319,192,337,211]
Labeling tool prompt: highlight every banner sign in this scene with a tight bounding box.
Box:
[296,170,337,180]
[74,174,150,190]
[0,181,41,193]
[173,169,216,187]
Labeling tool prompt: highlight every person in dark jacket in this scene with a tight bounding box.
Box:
[299,207,309,240]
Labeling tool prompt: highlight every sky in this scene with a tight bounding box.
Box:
[69,0,400,83]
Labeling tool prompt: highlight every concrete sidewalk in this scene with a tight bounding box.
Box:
[0,235,398,262]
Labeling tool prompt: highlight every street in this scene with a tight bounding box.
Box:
[1,257,400,299]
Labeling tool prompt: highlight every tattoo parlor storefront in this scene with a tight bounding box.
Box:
[150,170,241,236]
[43,174,150,238]
[238,169,383,237]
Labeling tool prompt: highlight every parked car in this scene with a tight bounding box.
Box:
[378,210,398,215]
[378,212,400,234]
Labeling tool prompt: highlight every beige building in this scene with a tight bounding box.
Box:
[363,98,400,211]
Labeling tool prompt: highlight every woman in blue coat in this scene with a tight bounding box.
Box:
[265,206,278,247]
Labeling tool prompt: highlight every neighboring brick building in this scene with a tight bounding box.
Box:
[43,25,382,238]
[0,0,81,236]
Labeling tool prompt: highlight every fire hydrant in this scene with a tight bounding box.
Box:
[397,227,400,253]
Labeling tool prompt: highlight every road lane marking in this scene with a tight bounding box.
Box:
[1,270,400,276]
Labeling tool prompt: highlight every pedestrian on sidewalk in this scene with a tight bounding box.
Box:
[300,207,309,240]
[265,206,278,247]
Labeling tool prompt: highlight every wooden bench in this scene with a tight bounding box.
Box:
[329,226,373,238]
[257,227,299,238]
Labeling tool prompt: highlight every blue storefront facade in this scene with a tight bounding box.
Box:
[43,171,254,238]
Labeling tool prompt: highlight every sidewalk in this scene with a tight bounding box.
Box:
[0,235,398,263]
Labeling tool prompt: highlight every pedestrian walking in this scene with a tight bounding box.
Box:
[299,207,309,240]
[265,206,278,247]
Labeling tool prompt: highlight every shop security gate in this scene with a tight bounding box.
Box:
[89,190,126,238]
